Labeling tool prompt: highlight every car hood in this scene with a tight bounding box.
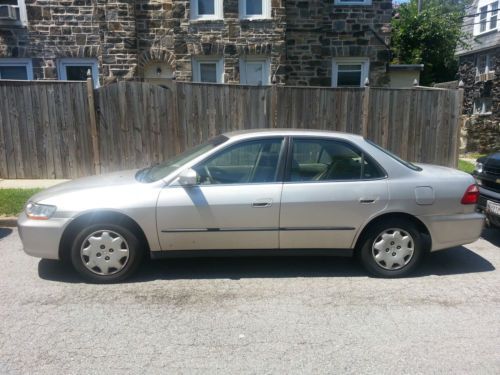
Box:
[481,153,500,167]
[31,169,141,203]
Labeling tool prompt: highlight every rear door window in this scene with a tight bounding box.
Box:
[288,138,385,182]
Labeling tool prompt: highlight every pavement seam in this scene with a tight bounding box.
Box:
[0,217,17,227]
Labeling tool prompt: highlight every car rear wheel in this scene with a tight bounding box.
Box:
[70,222,144,283]
[359,219,423,277]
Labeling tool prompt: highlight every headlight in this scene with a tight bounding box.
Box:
[25,202,57,220]
[475,162,483,174]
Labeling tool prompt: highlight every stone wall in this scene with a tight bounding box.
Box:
[0,0,391,86]
[0,0,138,82]
[458,47,500,154]
[285,0,392,86]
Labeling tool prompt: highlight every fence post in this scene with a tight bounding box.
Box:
[86,74,101,175]
[361,78,370,137]
[270,84,278,128]
[454,80,466,168]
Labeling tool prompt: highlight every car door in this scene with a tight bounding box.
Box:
[157,137,286,251]
[280,137,389,249]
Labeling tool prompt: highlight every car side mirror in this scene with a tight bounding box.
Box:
[178,168,198,186]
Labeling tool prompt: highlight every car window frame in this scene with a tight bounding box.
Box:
[284,136,387,183]
[190,136,288,186]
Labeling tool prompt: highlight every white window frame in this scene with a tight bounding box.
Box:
[239,0,272,20]
[332,58,369,88]
[190,0,223,20]
[192,57,224,83]
[57,58,99,88]
[239,58,271,85]
[474,0,499,35]
[476,53,494,75]
[0,58,33,80]
[473,98,492,115]
[334,0,372,6]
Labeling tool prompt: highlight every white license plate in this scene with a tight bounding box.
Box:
[486,200,500,217]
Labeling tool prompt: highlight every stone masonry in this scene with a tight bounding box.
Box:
[0,0,392,86]
[458,48,500,153]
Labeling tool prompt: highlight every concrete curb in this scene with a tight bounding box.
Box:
[0,217,17,228]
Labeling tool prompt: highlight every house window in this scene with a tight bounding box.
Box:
[57,58,99,88]
[240,58,270,85]
[190,0,223,20]
[0,58,32,80]
[332,58,369,87]
[480,5,488,32]
[192,58,224,83]
[334,0,372,5]
[0,0,27,26]
[476,53,494,75]
[491,2,498,29]
[473,98,492,115]
[239,0,271,19]
[475,1,499,35]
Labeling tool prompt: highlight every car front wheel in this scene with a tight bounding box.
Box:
[359,219,423,277]
[70,223,144,283]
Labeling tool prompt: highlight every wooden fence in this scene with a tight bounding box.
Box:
[0,80,464,179]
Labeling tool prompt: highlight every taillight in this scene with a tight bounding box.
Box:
[461,184,479,205]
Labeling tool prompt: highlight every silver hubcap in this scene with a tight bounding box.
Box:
[80,230,130,276]
[372,228,414,270]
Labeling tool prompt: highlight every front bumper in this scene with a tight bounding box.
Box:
[417,212,485,251]
[17,212,71,260]
[477,187,500,228]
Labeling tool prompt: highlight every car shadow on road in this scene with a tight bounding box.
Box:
[0,228,13,240]
[38,245,495,284]
[481,227,500,248]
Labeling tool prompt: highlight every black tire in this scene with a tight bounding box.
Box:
[358,218,423,278]
[70,222,144,283]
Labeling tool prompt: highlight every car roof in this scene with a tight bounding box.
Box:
[223,128,365,141]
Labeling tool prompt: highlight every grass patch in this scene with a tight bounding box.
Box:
[458,159,475,174]
[0,188,43,216]
[461,152,487,160]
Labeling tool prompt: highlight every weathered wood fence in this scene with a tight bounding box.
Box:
[0,80,463,179]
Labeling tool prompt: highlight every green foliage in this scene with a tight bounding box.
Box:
[0,189,42,216]
[458,159,475,174]
[391,0,471,85]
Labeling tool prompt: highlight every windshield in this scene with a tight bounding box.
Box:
[140,135,229,182]
[366,140,422,171]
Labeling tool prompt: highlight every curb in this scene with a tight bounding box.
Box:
[0,217,17,228]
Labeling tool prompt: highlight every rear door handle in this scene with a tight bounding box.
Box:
[252,199,272,208]
[359,198,376,204]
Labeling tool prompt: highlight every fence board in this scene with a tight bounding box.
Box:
[0,81,92,178]
[0,81,464,178]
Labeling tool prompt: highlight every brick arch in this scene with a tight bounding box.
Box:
[52,46,101,59]
[236,43,273,56]
[187,41,225,56]
[138,49,176,74]
[330,46,371,58]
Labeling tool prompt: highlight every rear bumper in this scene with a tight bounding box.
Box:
[417,212,485,251]
[17,212,71,260]
[477,188,500,228]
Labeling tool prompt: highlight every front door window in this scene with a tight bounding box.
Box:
[194,138,284,184]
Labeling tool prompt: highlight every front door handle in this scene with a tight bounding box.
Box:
[359,198,376,204]
[252,199,272,208]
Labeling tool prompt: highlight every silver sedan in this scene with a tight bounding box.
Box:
[18,130,484,282]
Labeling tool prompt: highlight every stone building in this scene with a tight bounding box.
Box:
[0,0,392,87]
[456,0,500,153]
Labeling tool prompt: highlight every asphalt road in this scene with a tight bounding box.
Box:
[0,228,499,374]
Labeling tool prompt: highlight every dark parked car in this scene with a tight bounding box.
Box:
[474,153,500,227]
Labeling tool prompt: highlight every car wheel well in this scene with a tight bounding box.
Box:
[59,211,150,262]
[354,213,431,253]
